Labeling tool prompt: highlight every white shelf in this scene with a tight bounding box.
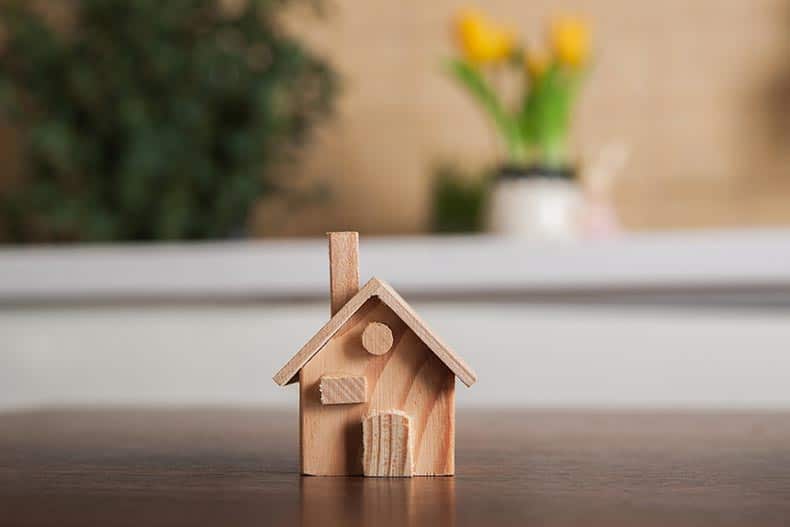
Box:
[4,229,790,411]
[2,228,790,304]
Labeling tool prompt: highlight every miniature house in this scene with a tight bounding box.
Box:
[273,232,477,477]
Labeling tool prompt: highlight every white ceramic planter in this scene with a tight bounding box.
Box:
[487,177,583,240]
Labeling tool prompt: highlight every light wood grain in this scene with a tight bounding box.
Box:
[273,278,380,386]
[376,281,476,387]
[276,238,468,476]
[328,232,359,317]
[272,277,476,387]
[319,374,367,405]
[299,297,455,476]
[361,321,394,355]
[363,410,413,477]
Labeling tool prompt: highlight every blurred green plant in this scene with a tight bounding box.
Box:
[431,164,490,233]
[446,10,590,169]
[0,0,336,242]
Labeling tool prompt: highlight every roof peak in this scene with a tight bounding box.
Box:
[272,277,476,388]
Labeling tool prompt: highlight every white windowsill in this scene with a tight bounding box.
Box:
[3,228,790,411]
[1,228,790,305]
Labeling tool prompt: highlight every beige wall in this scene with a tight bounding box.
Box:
[4,1,790,237]
[256,0,790,235]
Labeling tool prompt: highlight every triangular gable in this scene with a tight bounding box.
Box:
[272,277,477,387]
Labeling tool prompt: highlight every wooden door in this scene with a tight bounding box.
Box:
[362,411,413,477]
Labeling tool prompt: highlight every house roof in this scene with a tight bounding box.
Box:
[272,277,477,387]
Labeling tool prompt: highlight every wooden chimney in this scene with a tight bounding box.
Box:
[327,232,359,316]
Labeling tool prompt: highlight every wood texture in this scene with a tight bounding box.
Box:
[299,297,455,476]
[328,232,359,317]
[361,321,393,355]
[273,277,380,386]
[272,277,476,387]
[375,281,476,387]
[363,410,413,477]
[2,409,790,527]
[319,374,367,405]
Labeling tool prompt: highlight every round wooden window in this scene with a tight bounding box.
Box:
[362,322,393,355]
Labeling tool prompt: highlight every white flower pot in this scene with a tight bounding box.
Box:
[487,169,582,240]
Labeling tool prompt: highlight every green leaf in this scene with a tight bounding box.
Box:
[0,0,337,242]
[517,65,582,167]
[445,59,524,163]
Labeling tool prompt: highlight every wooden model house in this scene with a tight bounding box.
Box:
[273,232,477,477]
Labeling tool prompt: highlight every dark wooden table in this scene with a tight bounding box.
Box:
[1,409,789,526]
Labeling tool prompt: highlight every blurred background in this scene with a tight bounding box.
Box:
[2,0,790,411]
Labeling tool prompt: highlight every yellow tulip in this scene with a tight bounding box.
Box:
[455,9,516,65]
[525,49,550,79]
[550,16,590,68]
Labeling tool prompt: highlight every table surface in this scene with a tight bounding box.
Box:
[1,409,789,526]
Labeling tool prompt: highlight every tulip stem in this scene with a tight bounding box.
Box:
[446,58,579,169]
[445,59,525,163]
